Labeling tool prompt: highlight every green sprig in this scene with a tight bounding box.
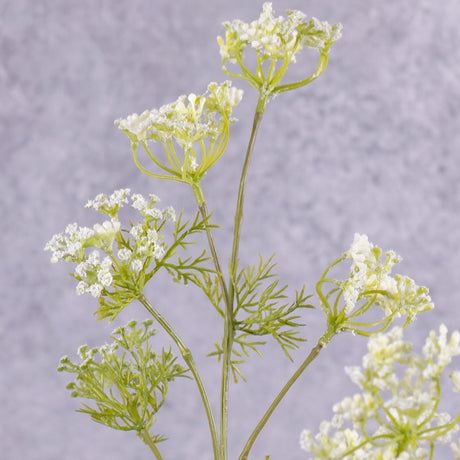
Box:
[58,320,188,444]
[210,255,313,382]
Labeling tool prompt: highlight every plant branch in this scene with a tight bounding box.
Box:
[138,294,219,460]
[191,185,232,460]
[238,326,337,460]
[138,428,163,460]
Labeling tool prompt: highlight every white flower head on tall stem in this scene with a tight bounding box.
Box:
[218,2,342,64]
[115,82,243,185]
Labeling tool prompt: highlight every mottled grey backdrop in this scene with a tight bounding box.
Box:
[2,0,460,459]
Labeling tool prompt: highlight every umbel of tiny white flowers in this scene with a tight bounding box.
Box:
[316,233,434,340]
[300,325,460,459]
[115,81,243,204]
[217,2,342,111]
[45,189,212,321]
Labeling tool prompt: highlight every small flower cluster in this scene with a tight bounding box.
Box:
[218,2,342,65]
[115,81,242,185]
[75,251,113,297]
[342,234,434,322]
[85,188,131,217]
[115,81,242,151]
[300,326,460,459]
[58,319,187,436]
[45,189,175,304]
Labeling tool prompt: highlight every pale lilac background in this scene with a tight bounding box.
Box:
[2,0,460,459]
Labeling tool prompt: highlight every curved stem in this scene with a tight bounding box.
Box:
[141,141,178,175]
[238,327,337,460]
[132,143,180,182]
[138,294,219,460]
[273,53,329,95]
[138,428,163,460]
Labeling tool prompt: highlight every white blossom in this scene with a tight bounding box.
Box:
[152,244,166,260]
[74,250,113,298]
[301,326,460,458]
[117,248,132,262]
[45,223,94,263]
[115,81,242,153]
[85,189,130,216]
[341,234,433,321]
[131,259,143,273]
[162,206,176,222]
[218,2,342,65]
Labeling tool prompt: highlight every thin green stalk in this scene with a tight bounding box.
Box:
[214,100,265,460]
[138,294,219,460]
[238,327,337,460]
[229,102,265,306]
[194,194,231,309]
[138,428,163,460]
[192,185,231,460]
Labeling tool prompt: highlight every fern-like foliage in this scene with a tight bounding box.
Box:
[210,255,314,382]
[58,319,188,442]
[159,211,216,285]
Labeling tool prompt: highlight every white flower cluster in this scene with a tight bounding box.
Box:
[300,326,460,459]
[342,234,434,320]
[44,222,93,263]
[131,193,174,222]
[45,220,122,265]
[75,250,113,298]
[45,189,177,298]
[123,222,165,273]
[422,324,460,380]
[85,188,131,217]
[115,81,243,151]
[218,2,342,64]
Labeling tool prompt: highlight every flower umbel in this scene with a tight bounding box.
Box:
[217,2,342,104]
[315,233,434,337]
[45,189,212,321]
[300,325,460,459]
[115,81,243,192]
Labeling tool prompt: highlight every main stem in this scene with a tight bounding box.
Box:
[216,100,265,460]
[138,294,220,460]
[191,100,265,459]
[238,327,337,460]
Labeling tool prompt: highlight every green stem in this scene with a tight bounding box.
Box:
[273,53,329,95]
[238,327,337,460]
[229,102,265,306]
[192,184,232,460]
[138,294,219,460]
[193,190,231,311]
[214,100,265,460]
[138,428,163,460]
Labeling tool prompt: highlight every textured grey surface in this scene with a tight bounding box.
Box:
[1,0,460,458]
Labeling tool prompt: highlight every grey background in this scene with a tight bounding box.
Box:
[2,0,460,458]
